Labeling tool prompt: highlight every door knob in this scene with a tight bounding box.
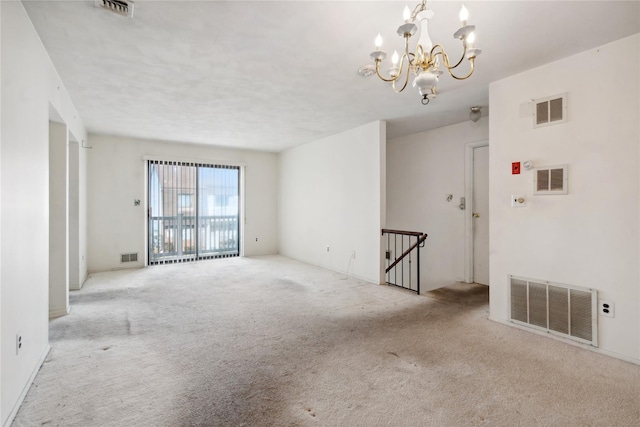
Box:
[472,212,480,218]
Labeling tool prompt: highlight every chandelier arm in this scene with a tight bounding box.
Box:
[374,52,410,86]
[392,53,409,89]
[429,43,470,73]
[374,60,400,83]
[431,44,475,80]
[446,57,475,80]
[446,43,468,70]
[387,35,412,91]
[404,36,415,67]
[391,54,412,93]
[429,44,452,68]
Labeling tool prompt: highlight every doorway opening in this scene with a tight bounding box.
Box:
[464,141,489,285]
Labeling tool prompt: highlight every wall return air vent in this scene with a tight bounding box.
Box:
[533,93,567,128]
[509,275,597,346]
[534,165,568,195]
[95,0,134,18]
[121,252,138,263]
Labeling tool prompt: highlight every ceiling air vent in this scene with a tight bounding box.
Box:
[534,93,567,128]
[95,0,134,18]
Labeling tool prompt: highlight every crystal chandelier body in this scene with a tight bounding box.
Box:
[370,1,481,104]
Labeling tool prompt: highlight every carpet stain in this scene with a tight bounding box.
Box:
[388,351,400,358]
[102,346,111,351]
[305,408,316,417]
[275,278,306,292]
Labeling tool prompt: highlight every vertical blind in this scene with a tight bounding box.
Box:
[148,160,240,265]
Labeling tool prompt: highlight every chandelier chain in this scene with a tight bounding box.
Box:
[410,0,428,21]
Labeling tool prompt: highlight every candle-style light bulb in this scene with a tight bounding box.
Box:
[391,50,399,66]
[375,33,383,50]
[403,5,411,22]
[459,5,469,25]
[467,31,475,48]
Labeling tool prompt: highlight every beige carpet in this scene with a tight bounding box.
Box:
[12,255,640,426]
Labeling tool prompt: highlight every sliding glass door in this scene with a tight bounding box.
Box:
[197,164,240,258]
[148,160,240,265]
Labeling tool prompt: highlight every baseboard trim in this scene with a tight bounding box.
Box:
[278,254,379,285]
[2,345,51,427]
[49,305,70,319]
[489,316,640,366]
[70,271,89,291]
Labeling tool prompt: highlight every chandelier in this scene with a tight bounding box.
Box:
[369,1,481,105]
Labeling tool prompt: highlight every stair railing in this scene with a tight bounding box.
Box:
[382,229,428,295]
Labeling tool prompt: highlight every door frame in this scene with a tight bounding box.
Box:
[463,140,489,284]
[143,156,246,266]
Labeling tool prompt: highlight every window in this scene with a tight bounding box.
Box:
[178,193,193,209]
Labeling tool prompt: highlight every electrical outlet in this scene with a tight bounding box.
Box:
[599,300,614,318]
[16,332,22,355]
[351,250,356,259]
[326,245,330,252]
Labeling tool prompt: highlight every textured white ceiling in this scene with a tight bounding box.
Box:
[22,1,640,151]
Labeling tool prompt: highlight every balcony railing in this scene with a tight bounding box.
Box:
[149,214,239,264]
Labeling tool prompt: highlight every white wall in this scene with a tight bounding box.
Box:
[68,139,81,290]
[489,34,640,362]
[79,141,88,285]
[86,134,278,272]
[278,121,386,283]
[1,2,87,425]
[48,121,69,317]
[66,136,88,291]
[387,118,489,291]
[0,2,3,422]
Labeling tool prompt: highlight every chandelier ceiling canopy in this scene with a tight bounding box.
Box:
[368,1,481,105]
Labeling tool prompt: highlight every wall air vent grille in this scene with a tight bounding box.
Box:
[536,102,548,126]
[95,0,134,18]
[534,165,568,195]
[533,93,567,128]
[121,253,139,263]
[549,97,563,122]
[509,276,597,346]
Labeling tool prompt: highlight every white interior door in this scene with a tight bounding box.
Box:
[472,145,489,285]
